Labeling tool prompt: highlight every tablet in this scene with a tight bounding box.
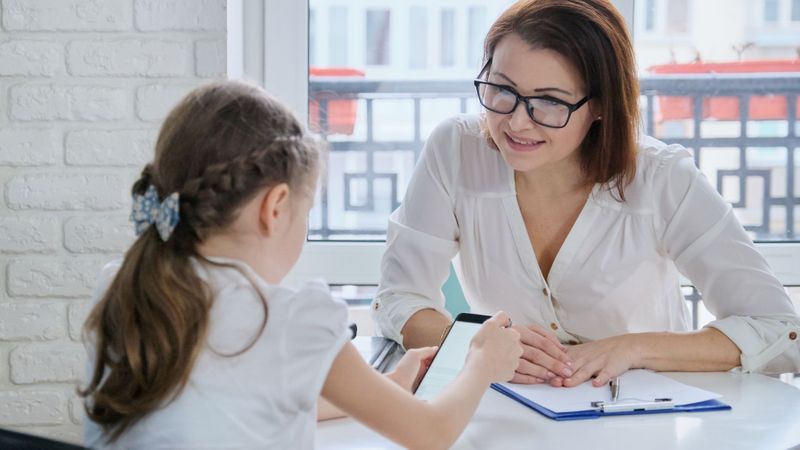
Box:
[414,313,490,401]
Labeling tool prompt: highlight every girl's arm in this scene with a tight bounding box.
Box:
[317,346,438,421]
[317,397,345,421]
[321,313,521,450]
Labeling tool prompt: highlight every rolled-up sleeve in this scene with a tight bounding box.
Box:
[657,151,800,373]
[372,118,463,346]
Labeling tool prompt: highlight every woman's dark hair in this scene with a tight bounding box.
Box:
[80,80,324,441]
[482,0,639,200]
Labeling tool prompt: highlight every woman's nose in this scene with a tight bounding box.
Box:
[508,102,535,131]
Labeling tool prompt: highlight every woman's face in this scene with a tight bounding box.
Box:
[483,33,597,175]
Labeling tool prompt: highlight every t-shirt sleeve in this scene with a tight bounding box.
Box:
[282,280,351,410]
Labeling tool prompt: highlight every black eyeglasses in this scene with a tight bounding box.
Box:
[474,60,590,129]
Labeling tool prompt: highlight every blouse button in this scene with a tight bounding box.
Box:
[550,322,558,331]
[373,301,380,311]
[542,288,549,296]
[790,331,797,340]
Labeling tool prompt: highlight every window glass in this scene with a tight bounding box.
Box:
[308,1,515,240]
[330,7,348,66]
[634,0,800,242]
[366,9,391,66]
[440,9,456,67]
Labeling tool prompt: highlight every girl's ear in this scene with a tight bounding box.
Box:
[259,183,290,236]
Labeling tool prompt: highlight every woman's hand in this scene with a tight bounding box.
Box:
[385,346,438,392]
[557,334,639,387]
[509,323,573,384]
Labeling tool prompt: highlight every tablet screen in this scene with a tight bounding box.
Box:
[414,320,483,401]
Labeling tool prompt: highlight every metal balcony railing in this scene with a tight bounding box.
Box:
[309,74,800,242]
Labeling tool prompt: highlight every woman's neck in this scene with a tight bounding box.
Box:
[514,155,591,199]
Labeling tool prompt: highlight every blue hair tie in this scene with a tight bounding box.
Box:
[130,185,180,241]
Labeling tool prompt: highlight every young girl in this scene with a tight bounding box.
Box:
[80,80,522,449]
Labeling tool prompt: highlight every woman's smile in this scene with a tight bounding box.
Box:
[505,131,545,152]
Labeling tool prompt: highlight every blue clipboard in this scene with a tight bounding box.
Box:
[491,383,731,421]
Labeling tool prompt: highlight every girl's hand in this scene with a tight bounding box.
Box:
[385,346,438,392]
[509,323,573,384]
[559,335,639,387]
[467,311,523,383]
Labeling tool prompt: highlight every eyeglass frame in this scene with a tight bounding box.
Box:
[473,58,591,129]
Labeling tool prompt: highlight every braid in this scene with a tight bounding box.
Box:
[178,136,318,241]
[132,164,156,196]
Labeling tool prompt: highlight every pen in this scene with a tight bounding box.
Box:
[610,377,620,403]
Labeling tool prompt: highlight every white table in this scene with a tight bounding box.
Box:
[318,338,800,450]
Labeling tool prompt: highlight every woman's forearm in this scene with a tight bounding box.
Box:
[634,328,741,371]
[400,309,451,349]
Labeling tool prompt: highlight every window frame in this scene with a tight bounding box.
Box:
[230,0,800,290]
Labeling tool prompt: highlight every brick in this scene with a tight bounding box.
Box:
[7,257,107,298]
[65,128,155,167]
[10,343,86,384]
[136,83,200,122]
[0,390,65,425]
[6,173,124,210]
[64,215,134,253]
[0,216,60,253]
[0,128,60,167]
[0,303,65,341]
[10,84,129,122]
[68,301,93,341]
[68,39,190,77]
[0,40,64,76]
[195,39,226,77]
[135,0,226,31]
[2,0,132,31]
[69,395,84,425]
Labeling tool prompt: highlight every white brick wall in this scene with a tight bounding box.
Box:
[0,0,226,442]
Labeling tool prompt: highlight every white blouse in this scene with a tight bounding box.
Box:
[85,257,350,449]
[372,114,800,374]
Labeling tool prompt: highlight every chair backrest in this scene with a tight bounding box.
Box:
[0,428,90,450]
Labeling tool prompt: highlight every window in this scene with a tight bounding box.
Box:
[366,9,391,66]
[239,0,799,327]
[329,7,348,66]
[644,0,656,31]
[440,9,456,67]
[409,6,428,69]
[764,0,780,22]
[665,0,688,33]
[466,6,487,68]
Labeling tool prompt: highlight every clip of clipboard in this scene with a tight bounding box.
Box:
[490,383,731,421]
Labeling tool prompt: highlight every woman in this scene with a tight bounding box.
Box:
[372,0,800,388]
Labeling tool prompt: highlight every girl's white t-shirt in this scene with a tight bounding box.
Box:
[84,257,350,449]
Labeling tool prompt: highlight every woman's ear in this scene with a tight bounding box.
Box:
[590,101,602,121]
[258,183,290,236]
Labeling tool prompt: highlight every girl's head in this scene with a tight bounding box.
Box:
[478,0,638,199]
[81,80,324,441]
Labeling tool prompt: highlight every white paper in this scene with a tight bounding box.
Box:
[498,369,722,413]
